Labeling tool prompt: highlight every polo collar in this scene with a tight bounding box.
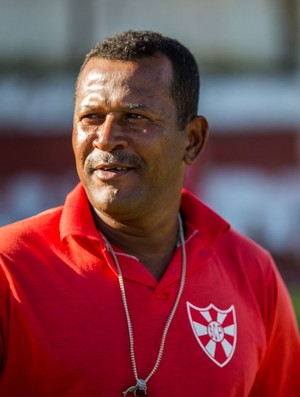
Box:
[60,183,100,241]
[180,188,230,248]
[60,183,230,248]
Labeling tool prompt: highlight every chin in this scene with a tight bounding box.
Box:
[88,185,138,218]
[90,184,118,207]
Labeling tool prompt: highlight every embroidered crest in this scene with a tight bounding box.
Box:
[187,302,237,367]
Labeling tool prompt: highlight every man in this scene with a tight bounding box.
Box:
[0,30,299,396]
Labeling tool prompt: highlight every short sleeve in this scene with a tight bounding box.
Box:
[249,256,300,396]
[0,259,10,371]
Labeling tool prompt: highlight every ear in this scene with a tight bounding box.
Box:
[183,115,209,165]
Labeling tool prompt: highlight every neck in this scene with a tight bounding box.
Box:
[94,210,181,280]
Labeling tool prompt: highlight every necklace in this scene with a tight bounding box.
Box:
[104,214,186,397]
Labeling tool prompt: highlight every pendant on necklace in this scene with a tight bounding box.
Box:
[123,379,148,397]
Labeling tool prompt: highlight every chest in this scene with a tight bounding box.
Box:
[3,254,266,397]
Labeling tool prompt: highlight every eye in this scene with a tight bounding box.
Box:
[80,113,104,124]
[83,114,99,119]
[125,113,148,123]
[127,113,143,119]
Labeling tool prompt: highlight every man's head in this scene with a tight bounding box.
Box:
[77,30,200,129]
[73,30,208,224]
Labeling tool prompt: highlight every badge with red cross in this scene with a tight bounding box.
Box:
[187,302,237,367]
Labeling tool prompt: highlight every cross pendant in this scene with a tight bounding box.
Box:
[135,389,148,396]
[123,379,148,397]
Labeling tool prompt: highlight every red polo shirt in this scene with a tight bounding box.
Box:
[0,183,299,396]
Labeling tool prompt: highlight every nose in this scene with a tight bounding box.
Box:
[93,114,128,151]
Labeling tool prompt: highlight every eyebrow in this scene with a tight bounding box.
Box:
[126,103,150,111]
[78,103,152,113]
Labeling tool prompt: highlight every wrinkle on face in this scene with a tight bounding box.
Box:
[72,55,187,223]
[75,58,174,121]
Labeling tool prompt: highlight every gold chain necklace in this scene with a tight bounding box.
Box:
[104,214,186,397]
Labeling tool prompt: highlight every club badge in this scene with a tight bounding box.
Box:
[187,302,237,367]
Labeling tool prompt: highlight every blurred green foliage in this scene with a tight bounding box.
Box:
[291,291,300,329]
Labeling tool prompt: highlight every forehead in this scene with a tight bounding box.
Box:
[76,55,174,103]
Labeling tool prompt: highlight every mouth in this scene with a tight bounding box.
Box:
[86,151,143,181]
[93,163,134,180]
[100,166,129,172]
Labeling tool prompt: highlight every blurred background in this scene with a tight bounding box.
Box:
[0,0,299,320]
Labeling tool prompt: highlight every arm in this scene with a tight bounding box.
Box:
[249,258,300,396]
[0,261,10,373]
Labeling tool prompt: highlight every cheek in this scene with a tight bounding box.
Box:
[73,125,92,147]
[76,127,89,145]
[145,139,182,179]
[73,126,95,164]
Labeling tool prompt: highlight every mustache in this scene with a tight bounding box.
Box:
[85,150,144,173]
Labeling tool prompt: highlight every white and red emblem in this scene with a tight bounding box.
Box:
[187,302,237,367]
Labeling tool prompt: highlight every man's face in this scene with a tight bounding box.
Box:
[73,55,191,221]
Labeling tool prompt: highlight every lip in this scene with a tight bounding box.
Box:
[93,163,134,181]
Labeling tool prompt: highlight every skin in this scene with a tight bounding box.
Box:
[73,54,208,279]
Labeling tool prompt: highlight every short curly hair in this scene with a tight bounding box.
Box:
[77,30,200,128]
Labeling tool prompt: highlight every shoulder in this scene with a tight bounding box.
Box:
[182,189,271,265]
[182,189,272,264]
[220,227,271,259]
[182,189,277,288]
[0,206,63,256]
[216,226,274,277]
